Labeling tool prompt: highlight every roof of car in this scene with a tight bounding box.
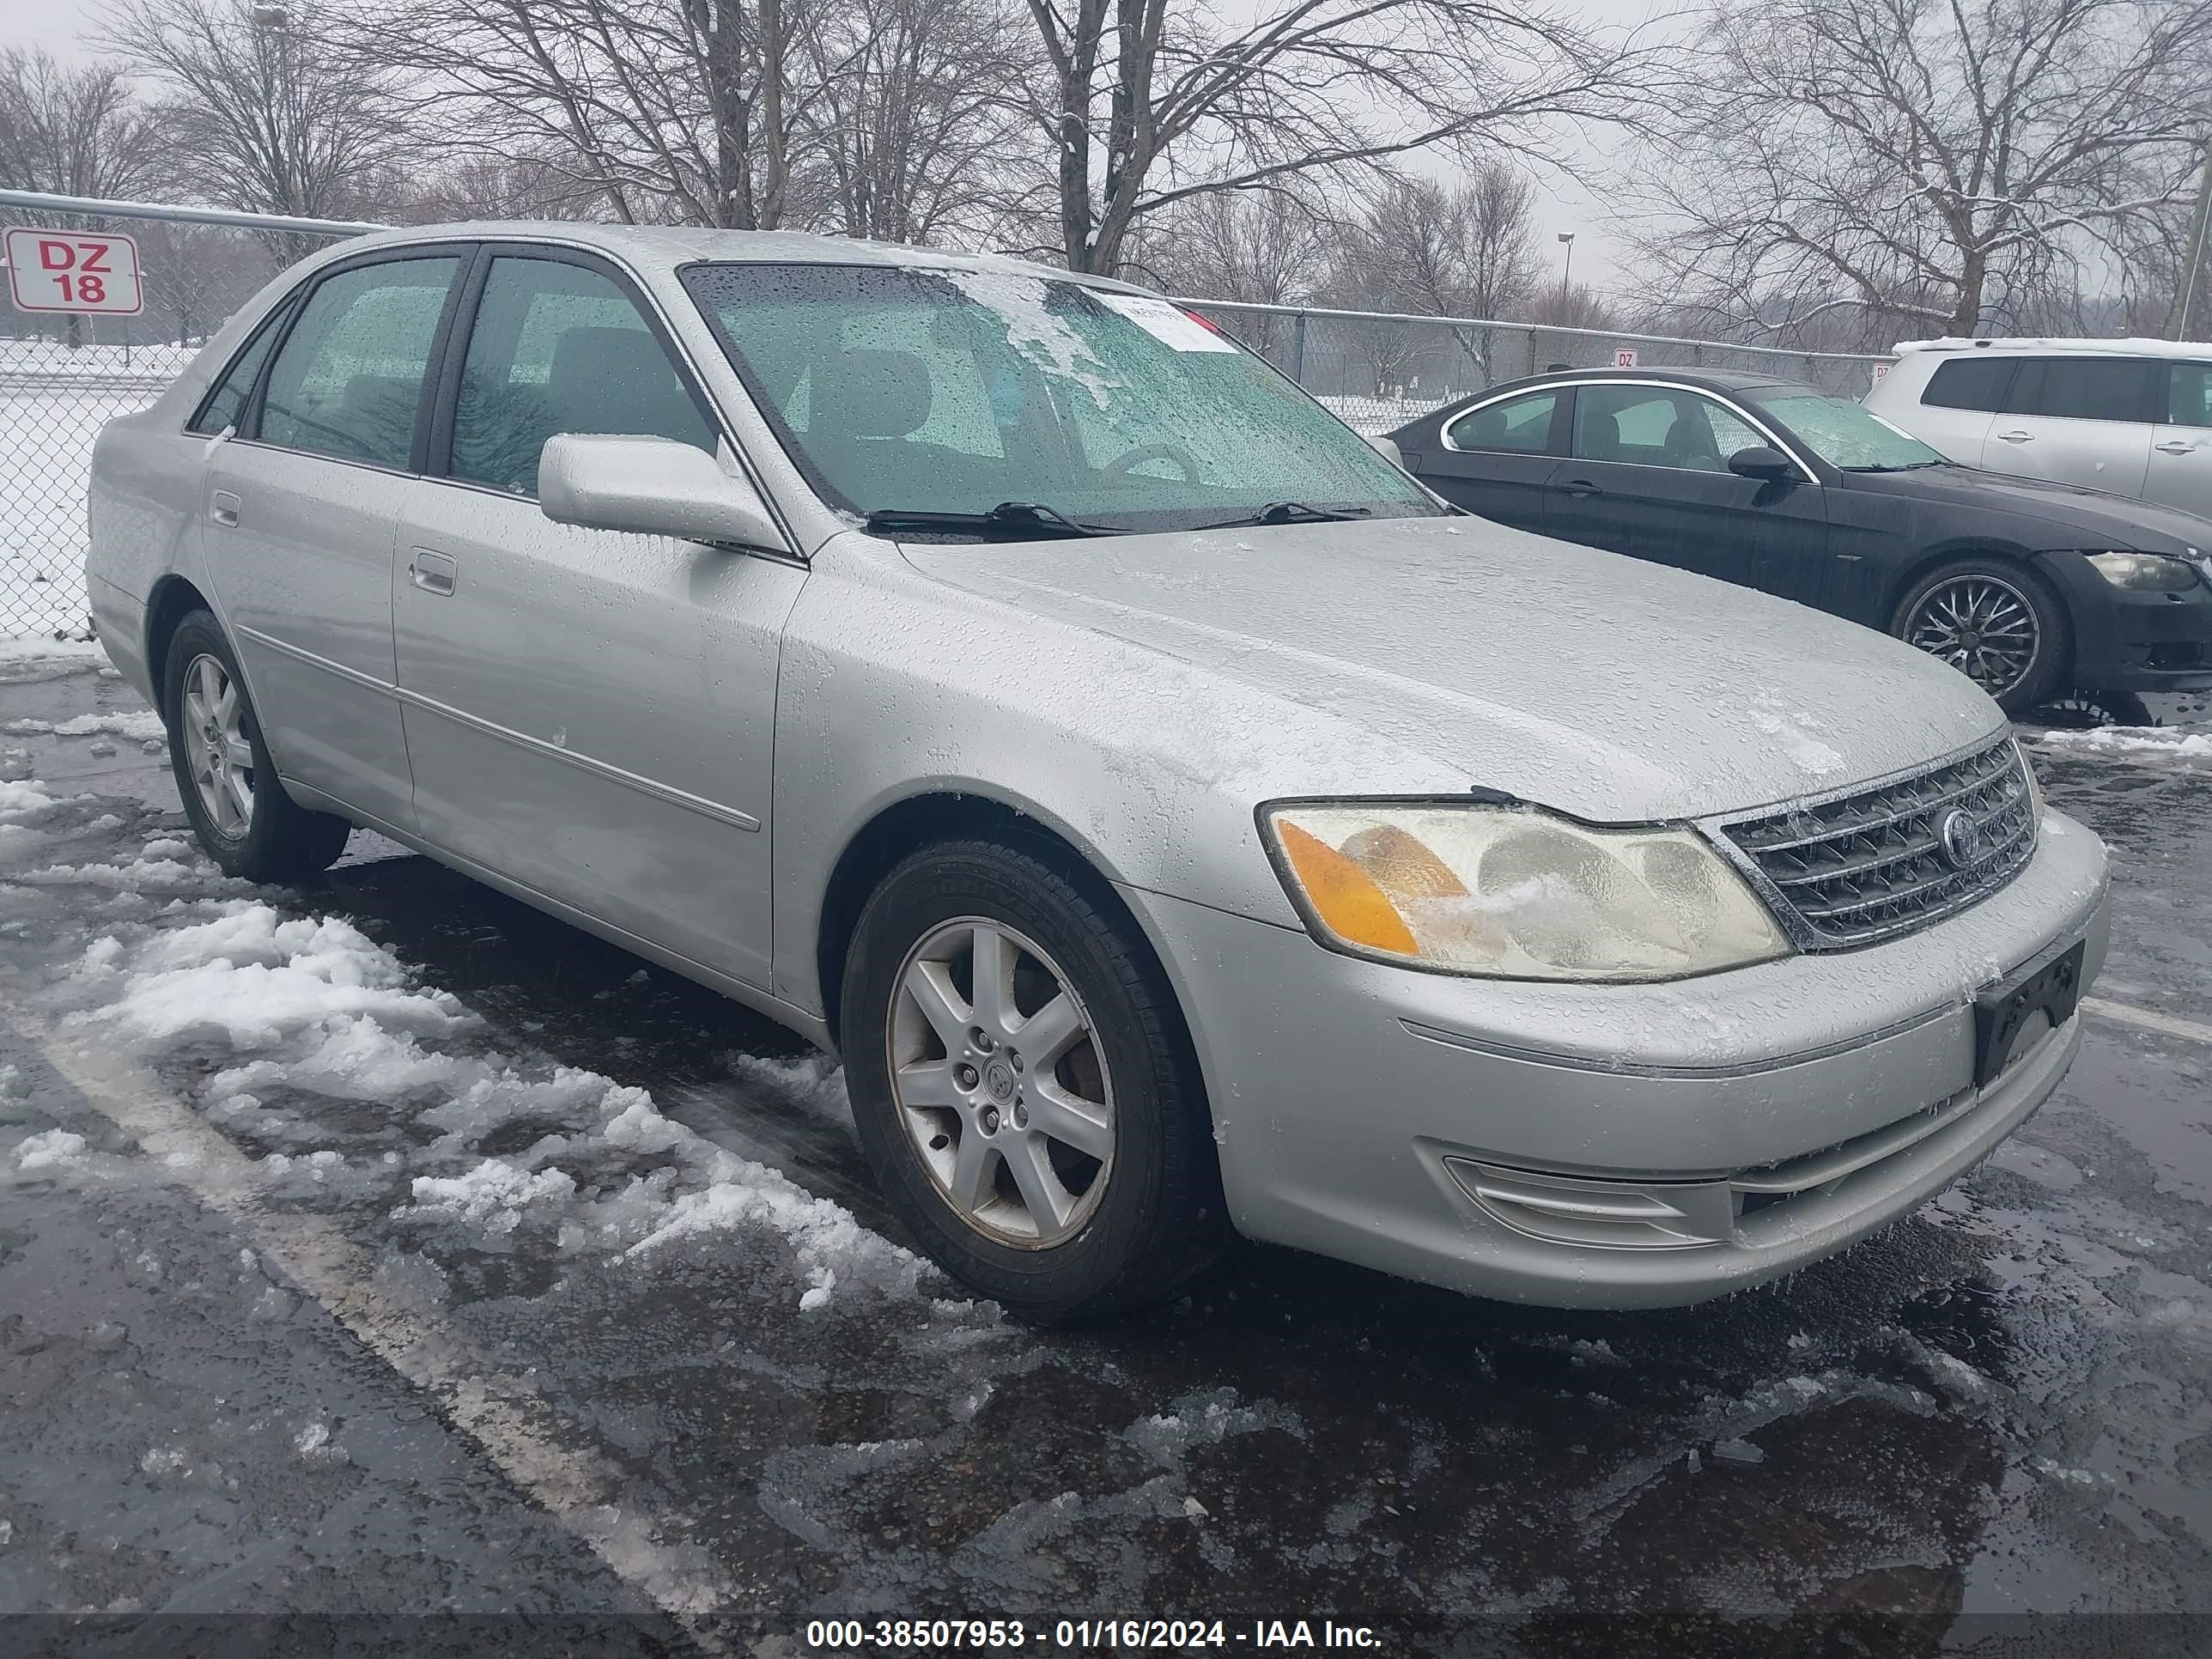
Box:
[1448,366,1814,400]
[1892,334,2212,361]
[340,219,1138,292]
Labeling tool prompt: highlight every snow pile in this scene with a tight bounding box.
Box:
[69,900,929,1310]
[2032,723,2212,761]
[4,711,166,742]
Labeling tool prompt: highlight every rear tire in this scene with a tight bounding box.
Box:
[161,611,351,881]
[1891,558,2069,716]
[840,838,1224,1324]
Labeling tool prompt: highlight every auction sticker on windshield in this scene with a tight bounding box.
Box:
[4,227,143,315]
[1096,292,1240,352]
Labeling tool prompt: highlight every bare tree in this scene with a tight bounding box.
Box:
[794,0,1035,244]
[1121,190,1333,356]
[329,0,817,229]
[1631,0,2212,342]
[1007,0,1660,276]
[0,46,164,200]
[101,0,403,259]
[1334,163,1540,379]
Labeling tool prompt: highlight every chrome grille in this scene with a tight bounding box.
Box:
[1716,737,2037,949]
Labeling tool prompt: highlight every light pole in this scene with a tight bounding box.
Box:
[1557,232,1576,312]
[2173,135,2212,343]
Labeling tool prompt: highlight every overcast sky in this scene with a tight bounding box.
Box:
[7,0,1674,287]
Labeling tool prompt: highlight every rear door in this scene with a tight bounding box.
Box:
[2145,360,2212,520]
[1544,383,1825,592]
[1982,356,2155,496]
[204,249,466,832]
[1407,388,1563,532]
[390,246,805,991]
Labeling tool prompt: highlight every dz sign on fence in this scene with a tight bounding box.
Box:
[1613,348,1639,368]
[3,228,143,316]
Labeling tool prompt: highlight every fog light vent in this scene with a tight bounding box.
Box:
[1443,1158,1731,1251]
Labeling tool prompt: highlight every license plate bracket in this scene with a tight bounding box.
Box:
[1973,933,2085,1087]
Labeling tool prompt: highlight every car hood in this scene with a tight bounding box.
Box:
[1838,463,2212,552]
[900,514,2007,823]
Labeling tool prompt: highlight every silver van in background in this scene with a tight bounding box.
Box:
[1867,338,2212,521]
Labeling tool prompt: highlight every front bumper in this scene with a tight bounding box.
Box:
[2039,552,2212,693]
[1126,807,2111,1309]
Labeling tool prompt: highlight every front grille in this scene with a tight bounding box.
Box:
[1717,736,2036,948]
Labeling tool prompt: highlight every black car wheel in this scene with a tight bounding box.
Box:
[840,837,1224,1324]
[1892,559,2069,715]
[162,611,353,881]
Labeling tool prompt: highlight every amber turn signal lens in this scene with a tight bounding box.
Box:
[1275,821,1418,954]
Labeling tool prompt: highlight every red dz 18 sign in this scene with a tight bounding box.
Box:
[4,228,144,315]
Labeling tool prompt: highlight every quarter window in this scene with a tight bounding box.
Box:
[2167,362,2212,428]
[449,256,714,496]
[1920,356,2013,412]
[1447,391,1557,453]
[257,257,459,469]
[187,301,293,435]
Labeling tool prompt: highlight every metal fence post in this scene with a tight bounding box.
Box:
[1290,311,1308,386]
[1526,328,1540,377]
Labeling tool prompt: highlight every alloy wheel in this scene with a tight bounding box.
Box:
[886,916,1115,1248]
[1904,574,2040,696]
[180,652,255,839]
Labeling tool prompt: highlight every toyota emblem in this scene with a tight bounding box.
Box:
[1937,808,1982,870]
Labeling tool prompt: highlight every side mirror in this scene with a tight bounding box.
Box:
[1728,445,1799,481]
[1365,434,1405,468]
[538,434,786,550]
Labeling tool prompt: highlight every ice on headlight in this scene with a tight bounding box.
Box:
[1265,803,1790,981]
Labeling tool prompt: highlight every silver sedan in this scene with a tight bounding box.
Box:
[86,224,2112,1321]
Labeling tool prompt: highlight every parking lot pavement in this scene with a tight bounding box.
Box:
[1,655,2208,1656]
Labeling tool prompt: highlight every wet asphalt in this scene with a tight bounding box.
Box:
[0,658,2208,1658]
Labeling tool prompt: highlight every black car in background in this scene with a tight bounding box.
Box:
[1388,368,2212,716]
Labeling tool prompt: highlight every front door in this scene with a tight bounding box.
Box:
[1544,384,1826,592]
[2147,360,2212,521]
[392,249,805,990]
[205,252,465,831]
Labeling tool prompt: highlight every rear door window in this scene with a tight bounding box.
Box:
[2025,358,2158,423]
[2166,362,2212,428]
[256,257,461,469]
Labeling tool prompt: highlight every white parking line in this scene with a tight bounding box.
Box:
[1,996,738,1650]
[2082,995,2212,1047]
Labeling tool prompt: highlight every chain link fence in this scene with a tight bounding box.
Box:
[1180,300,1893,434]
[0,190,1892,643]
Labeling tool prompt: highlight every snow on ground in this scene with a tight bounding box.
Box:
[1315,393,1449,435]
[2032,721,2212,762]
[0,769,934,1315]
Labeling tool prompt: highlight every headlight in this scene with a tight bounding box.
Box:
[2087,551,2201,591]
[1260,801,1790,981]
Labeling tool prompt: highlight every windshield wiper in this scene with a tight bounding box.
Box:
[1192,501,1375,529]
[1844,460,1949,472]
[864,501,1123,539]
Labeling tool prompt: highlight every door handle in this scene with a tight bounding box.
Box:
[1558,478,1602,497]
[2155,440,2197,454]
[409,550,459,597]
[208,489,241,528]
[1995,429,2034,444]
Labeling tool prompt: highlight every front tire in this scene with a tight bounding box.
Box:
[1891,558,2069,716]
[841,838,1224,1323]
[161,611,351,881]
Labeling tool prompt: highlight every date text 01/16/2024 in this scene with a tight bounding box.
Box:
[801,1619,1385,1650]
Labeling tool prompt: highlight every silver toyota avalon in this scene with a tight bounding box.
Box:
[86,224,2112,1322]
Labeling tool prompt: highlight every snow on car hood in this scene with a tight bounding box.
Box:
[902,513,2008,823]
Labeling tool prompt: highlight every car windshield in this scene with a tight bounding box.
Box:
[1752,392,1948,471]
[680,263,1439,534]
